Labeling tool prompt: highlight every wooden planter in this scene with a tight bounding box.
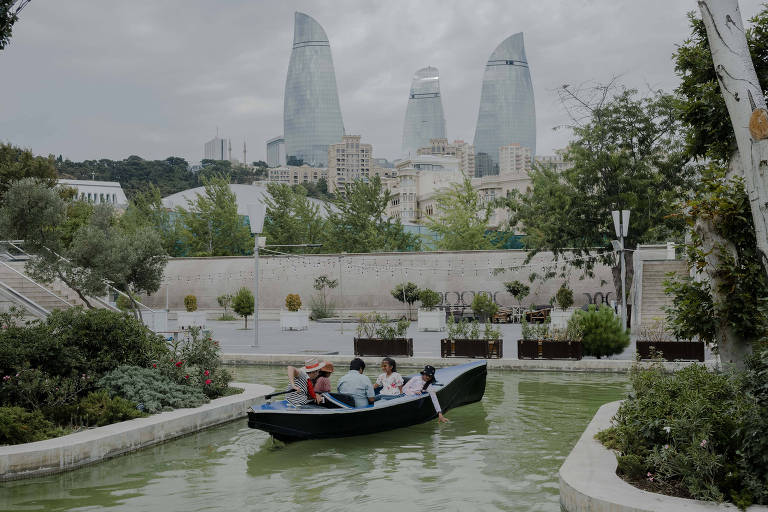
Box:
[636,341,704,362]
[353,338,413,357]
[517,339,583,360]
[440,339,503,359]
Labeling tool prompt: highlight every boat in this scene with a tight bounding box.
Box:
[247,360,488,442]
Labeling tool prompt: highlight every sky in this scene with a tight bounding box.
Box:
[0,0,765,164]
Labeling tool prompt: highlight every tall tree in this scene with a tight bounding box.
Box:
[323,176,421,253]
[174,175,252,257]
[262,183,325,253]
[0,0,30,50]
[120,184,180,256]
[424,174,492,250]
[504,87,695,300]
[0,143,57,202]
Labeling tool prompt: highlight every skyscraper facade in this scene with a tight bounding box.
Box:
[401,66,447,158]
[283,12,345,167]
[204,136,229,161]
[473,32,536,177]
[266,136,286,167]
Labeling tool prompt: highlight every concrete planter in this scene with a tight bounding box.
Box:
[440,339,503,358]
[636,340,704,362]
[518,339,583,360]
[280,310,309,331]
[177,311,206,330]
[417,309,445,331]
[353,338,413,357]
[550,307,577,329]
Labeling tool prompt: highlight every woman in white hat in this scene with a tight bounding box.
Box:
[285,358,323,407]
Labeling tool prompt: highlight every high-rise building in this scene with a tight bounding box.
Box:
[266,136,286,167]
[499,143,532,175]
[327,135,372,193]
[473,32,536,177]
[283,12,345,167]
[267,165,327,186]
[401,66,447,157]
[416,138,475,176]
[204,136,229,161]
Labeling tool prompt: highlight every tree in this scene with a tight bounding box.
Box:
[120,184,180,256]
[424,174,493,250]
[174,175,252,256]
[262,183,325,253]
[217,293,233,316]
[310,275,337,319]
[504,87,695,301]
[504,280,530,307]
[391,282,420,320]
[570,305,629,358]
[324,176,421,253]
[0,143,57,202]
[0,0,30,50]
[232,287,254,329]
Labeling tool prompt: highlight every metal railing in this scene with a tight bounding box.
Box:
[0,260,75,309]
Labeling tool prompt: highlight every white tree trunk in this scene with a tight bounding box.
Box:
[699,0,768,274]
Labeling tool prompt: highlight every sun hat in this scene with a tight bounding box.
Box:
[303,358,322,373]
[420,365,436,377]
[319,361,334,373]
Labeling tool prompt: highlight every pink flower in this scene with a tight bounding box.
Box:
[2,375,9,381]
[204,370,210,376]
[152,364,157,368]
[647,472,652,477]
[649,477,654,482]
[700,439,707,447]
[664,444,669,449]
[175,361,183,367]
[184,375,189,380]
[205,379,212,385]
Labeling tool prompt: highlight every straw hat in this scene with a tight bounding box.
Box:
[303,358,322,373]
[319,361,334,373]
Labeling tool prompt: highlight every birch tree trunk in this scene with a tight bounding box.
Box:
[699,0,768,274]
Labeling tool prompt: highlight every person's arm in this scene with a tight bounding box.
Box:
[373,374,383,389]
[287,366,301,391]
[427,385,448,423]
[395,374,404,394]
[366,379,375,404]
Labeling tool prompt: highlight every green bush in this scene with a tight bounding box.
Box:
[555,284,574,310]
[569,305,628,358]
[47,389,146,427]
[0,406,62,445]
[418,289,441,311]
[0,367,91,411]
[232,287,254,328]
[184,295,198,312]
[471,293,498,322]
[98,365,208,414]
[160,327,231,398]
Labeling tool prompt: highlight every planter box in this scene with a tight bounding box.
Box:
[636,341,704,362]
[280,310,309,331]
[353,338,413,357]
[550,307,576,329]
[177,311,206,330]
[440,339,503,358]
[517,339,583,360]
[417,309,445,331]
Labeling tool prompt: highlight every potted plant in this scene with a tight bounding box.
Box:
[571,305,629,358]
[517,316,583,360]
[391,282,420,320]
[178,294,207,329]
[281,293,309,331]
[470,293,498,323]
[353,312,413,357]
[635,318,705,362]
[502,280,530,322]
[550,283,576,328]
[417,288,445,331]
[440,316,504,358]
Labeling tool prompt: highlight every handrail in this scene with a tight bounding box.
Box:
[0,260,75,308]
[0,240,157,314]
[0,280,50,318]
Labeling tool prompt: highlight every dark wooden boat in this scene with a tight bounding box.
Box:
[247,360,488,442]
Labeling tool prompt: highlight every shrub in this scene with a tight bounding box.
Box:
[285,294,301,312]
[66,390,146,427]
[471,293,498,322]
[570,305,628,358]
[483,321,501,341]
[232,287,254,329]
[446,315,469,340]
[115,293,141,312]
[160,327,231,398]
[311,275,337,319]
[0,406,62,445]
[0,367,91,411]
[555,284,574,310]
[217,294,235,320]
[418,289,441,311]
[504,280,530,306]
[356,313,409,340]
[98,365,208,414]
[391,282,420,319]
[184,295,198,312]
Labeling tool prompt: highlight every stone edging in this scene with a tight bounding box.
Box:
[221,353,707,373]
[0,382,273,481]
[559,400,768,512]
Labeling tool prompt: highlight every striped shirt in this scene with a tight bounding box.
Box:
[286,370,315,406]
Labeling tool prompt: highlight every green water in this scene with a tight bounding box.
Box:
[0,366,628,512]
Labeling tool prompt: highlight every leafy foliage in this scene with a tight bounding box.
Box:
[0,143,57,201]
[569,305,629,358]
[391,282,420,319]
[310,275,337,320]
[184,295,197,312]
[418,288,441,311]
[232,287,254,328]
[355,313,409,339]
[98,365,208,414]
[0,406,62,445]
[504,280,530,306]
[262,183,325,253]
[285,294,301,312]
[446,316,500,340]
[471,293,498,321]
[62,390,146,427]
[663,276,716,343]
[158,327,231,398]
[554,283,575,310]
[424,174,492,250]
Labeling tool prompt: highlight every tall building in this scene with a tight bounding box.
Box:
[417,138,475,176]
[473,32,536,177]
[401,66,447,157]
[499,143,532,175]
[204,136,229,161]
[327,135,372,193]
[283,12,345,167]
[267,165,327,185]
[266,136,286,167]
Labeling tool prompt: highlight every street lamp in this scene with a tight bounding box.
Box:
[611,210,630,331]
[247,202,266,347]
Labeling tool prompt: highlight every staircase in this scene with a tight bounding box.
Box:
[0,261,85,315]
[638,260,688,326]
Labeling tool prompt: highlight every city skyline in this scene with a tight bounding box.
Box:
[1,0,765,163]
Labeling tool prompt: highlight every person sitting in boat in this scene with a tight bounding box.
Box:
[313,361,334,394]
[402,365,449,423]
[374,357,404,400]
[336,358,375,408]
[286,359,323,407]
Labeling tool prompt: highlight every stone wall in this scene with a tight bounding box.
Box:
[142,249,618,313]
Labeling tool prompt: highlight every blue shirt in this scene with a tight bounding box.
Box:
[337,370,375,407]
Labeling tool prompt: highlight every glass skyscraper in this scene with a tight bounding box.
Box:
[401,66,447,157]
[283,12,345,167]
[473,32,536,177]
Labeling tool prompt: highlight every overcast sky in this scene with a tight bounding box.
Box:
[0,0,765,164]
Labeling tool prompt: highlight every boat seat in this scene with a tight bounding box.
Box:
[322,392,356,409]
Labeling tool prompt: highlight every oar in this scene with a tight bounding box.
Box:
[265,389,293,400]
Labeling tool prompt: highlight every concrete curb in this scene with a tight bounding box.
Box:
[221,353,709,373]
[559,401,767,512]
[0,382,273,481]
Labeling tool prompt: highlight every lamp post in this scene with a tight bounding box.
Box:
[247,203,266,348]
[611,210,630,330]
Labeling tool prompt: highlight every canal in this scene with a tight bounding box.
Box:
[0,366,628,512]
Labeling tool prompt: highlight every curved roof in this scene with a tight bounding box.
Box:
[401,66,447,157]
[488,32,527,63]
[293,12,328,46]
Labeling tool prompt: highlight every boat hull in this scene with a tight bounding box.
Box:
[248,361,487,442]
